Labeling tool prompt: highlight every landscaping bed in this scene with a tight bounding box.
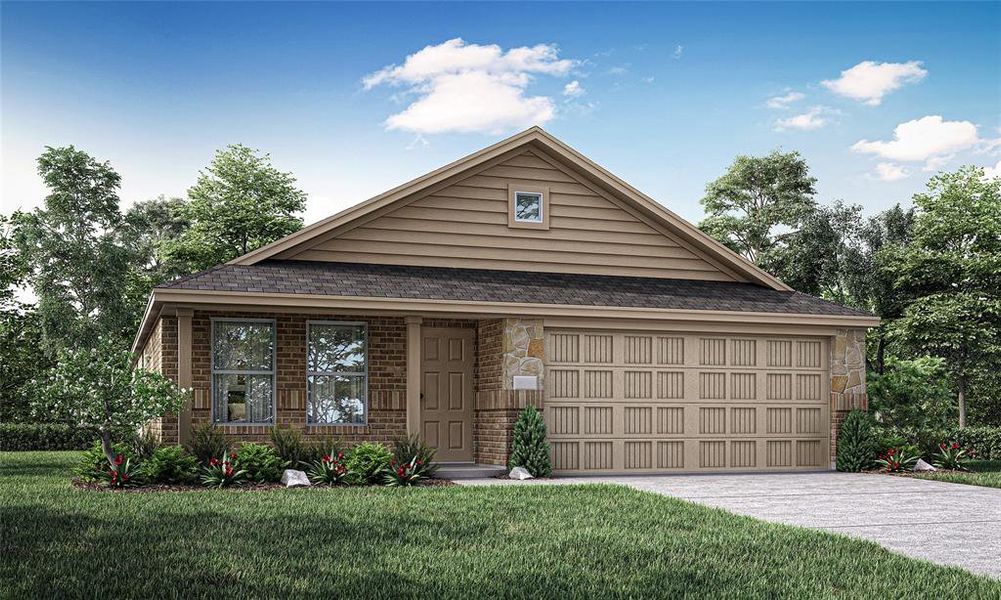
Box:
[908,460,1001,490]
[3,451,1000,599]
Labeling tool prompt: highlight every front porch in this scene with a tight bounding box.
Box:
[140,309,546,467]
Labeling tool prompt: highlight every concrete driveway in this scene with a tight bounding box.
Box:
[462,472,1001,578]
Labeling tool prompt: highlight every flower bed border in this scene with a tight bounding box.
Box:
[71,478,454,493]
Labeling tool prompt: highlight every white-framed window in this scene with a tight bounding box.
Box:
[514,191,544,223]
[306,321,368,425]
[211,319,276,424]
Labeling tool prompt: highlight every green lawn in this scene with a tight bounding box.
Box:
[913,460,1001,489]
[2,452,999,599]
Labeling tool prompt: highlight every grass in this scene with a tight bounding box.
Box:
[3,452,1000,599]
[912,459,1001,489]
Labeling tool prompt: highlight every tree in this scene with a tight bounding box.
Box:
[508,406,551,477]
[35,337,187,467]
[121,196,190,308]
[888,167,1001,427]
[12,146,138,353]
[867,356,955,430]
[163,145,306,272]
[699,150,817,263]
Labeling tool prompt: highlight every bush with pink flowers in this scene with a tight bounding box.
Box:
[874,447,920,472]
[201,452,247,488]
[307,452,348,485]
[932,441,975,471]
[383,456,425,487]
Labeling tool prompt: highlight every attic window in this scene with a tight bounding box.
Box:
[508,184,550,230]
[514,192,543,222]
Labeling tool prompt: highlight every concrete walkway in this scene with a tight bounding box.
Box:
[461,472,1001,579]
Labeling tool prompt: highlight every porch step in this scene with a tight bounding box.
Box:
[436,463,508,480]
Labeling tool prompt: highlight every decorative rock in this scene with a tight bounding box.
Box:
[913,459,936,472]
[509,466,534,480]
[281,469,312,487]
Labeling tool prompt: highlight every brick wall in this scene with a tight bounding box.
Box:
[140,316,180,445]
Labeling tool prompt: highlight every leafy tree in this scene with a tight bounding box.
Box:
[34,336,187,467]
[887,167,1001,427]
[867,356,955,430]
[12,146,137,353]
[508,406,551,477]
[123,196,190,285]
[163,145,306,272]
[0,308,53,422]
[699,150,817,263]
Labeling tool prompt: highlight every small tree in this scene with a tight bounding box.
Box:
[509,406,551,477]
[34,337,187,468]
[836,409,875,472]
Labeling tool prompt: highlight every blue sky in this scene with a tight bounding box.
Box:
[3,2,999,225]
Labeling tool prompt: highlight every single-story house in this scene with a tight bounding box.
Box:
[133,127,877,473]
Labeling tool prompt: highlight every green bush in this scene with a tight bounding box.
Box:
[390,434,438,478]
[74,441,133,482]
[270,425,308,469]
[509,406,551,477]
[0,423,96,451]
[236,443,283,482]
[141,446,200,484]
[301,436,342,468]
[836,410,875,472]
[344,442,392,485]
[867,357,955,430]
[129,428,161,461]
[950,426,1001,461]
[871,425,1001,461]
[185,423,229,465]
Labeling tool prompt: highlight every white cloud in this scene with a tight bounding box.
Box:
[821,60,927,105]
[672,45,684,60]
[983,160,1001,180]
[851,116,979,167]
[608,66,628,75]
[362,38,577,135]
[766,91,805,109]
[874,162,909,181]
[563,80,585,97]
[774,106,832,131]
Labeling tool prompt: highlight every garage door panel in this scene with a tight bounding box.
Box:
[546,330,830,473]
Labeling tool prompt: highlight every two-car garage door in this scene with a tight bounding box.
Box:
[545,330,831,473]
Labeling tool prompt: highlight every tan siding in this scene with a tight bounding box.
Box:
[292,150,740,281]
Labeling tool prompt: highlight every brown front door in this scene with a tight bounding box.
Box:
[421,327,475,462]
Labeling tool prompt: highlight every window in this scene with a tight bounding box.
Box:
[307,322,368,425]
[211,319,275,424]
[514,191,543,223]
[508,184,550,229]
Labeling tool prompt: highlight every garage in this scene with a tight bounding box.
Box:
[545,329,831,473]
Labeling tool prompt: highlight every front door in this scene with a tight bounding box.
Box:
[421,327,475,462]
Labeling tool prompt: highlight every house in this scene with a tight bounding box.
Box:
[132,127,877,473]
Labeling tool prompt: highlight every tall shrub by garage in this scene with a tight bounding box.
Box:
[509,406,551,477]
[836,409,875,472]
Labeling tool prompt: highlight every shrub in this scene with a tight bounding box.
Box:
[270,426,308,469]
[836,410,875,472]
[75,441,132,482]
[301,436,342,468]
[0,423,96,451]
[130,428,161,461]
[874,447,921,473]
[949,426,1001,461]
[201,454,247,488]
[509,406,551,477]
[867,357,955,430]
[384,456,424,487]
[932,442,974,471]
[186,423,229,465]
[871,425,1001,461]
[307,452,348,485]
[236,443,283,482]
[141,446,199,484]
[344,442,393,485]
[390,434,438,478]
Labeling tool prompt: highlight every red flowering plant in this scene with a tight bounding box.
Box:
[874,447,921,473]
[106,453,142,488]
[307,452,348,485]
[383,456,424,487]
[932,442,974,471]
[200,452,247,488]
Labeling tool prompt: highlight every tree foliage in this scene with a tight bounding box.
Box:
[699,150,817,263]
[509,406,552,477]
[34,336,187,467]
[867,356,955,430]
[163,144,306,272]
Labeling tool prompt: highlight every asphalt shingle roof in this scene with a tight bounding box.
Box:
[161,260,872,318]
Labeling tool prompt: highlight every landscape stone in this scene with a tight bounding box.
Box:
[913,459,936,472]
[509,466,534,480]
[282,469,312,487]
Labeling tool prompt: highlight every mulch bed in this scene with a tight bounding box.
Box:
[72,478,455,493]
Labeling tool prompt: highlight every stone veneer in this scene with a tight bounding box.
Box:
[829,327,868,460]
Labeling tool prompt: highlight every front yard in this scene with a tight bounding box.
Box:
[3,452,999,599]
[911,460,1001,489]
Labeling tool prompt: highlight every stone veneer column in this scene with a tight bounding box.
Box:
[829,328,868,461]
[474,318,546,466]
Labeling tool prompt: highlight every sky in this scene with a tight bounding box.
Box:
[2,1,1000,226]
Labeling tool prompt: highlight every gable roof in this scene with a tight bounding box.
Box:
[229,127,792,291]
